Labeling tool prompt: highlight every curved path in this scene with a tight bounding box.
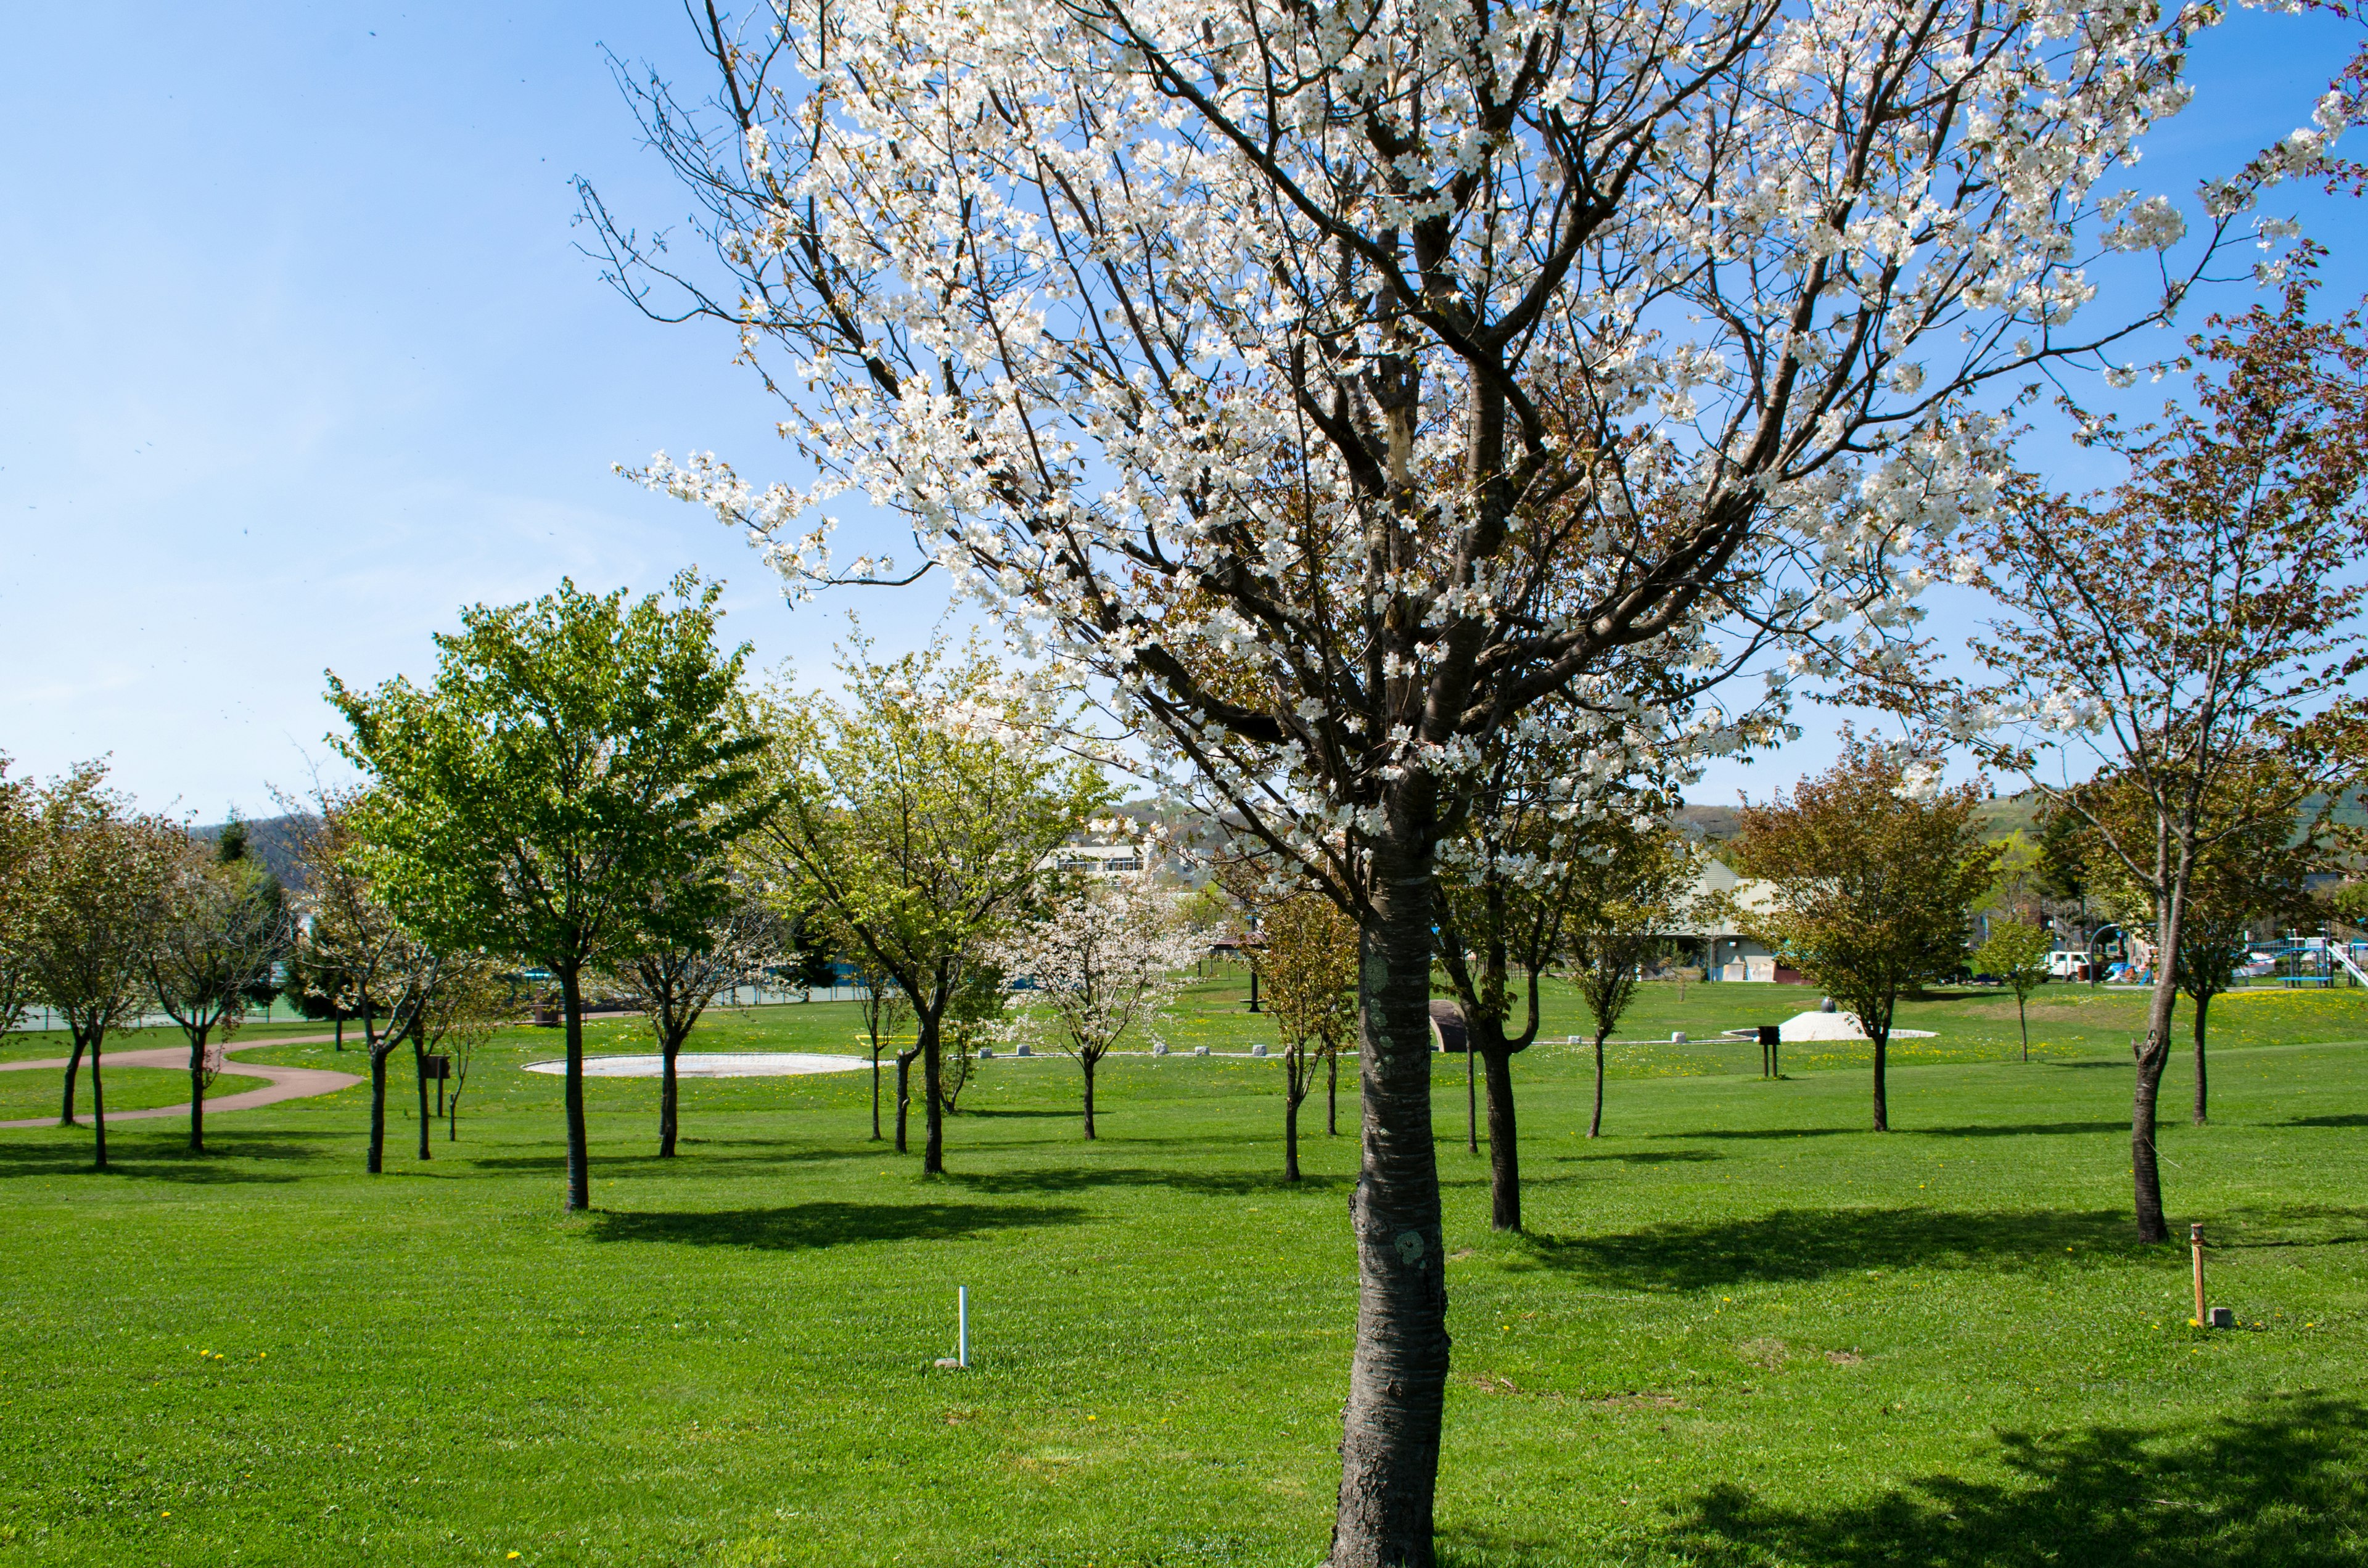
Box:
[0,1035,361,1129]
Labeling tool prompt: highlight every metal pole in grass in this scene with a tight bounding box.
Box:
[935,1286,972,1369]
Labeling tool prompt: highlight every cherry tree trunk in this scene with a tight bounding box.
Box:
[2192,991,2211,1127]
[1328,841,1449,1568]
[413,1035,432,1162]
[187,1032,209,1153]
[89,1033,109,1170]
[59,1038,84,1127]
[920,1014,945,1175]
[1870,1035,1889,1133]
[2134,975,2181,1243]
[365,1009,386,1175]
[894,1045,921,1152]
[1327,1050,1339,1136]
[1589,1033,1608,1139]
[561,967,590,1212]
[660,1037,681,1157]
[1480,1048,1520,1233]
[1285,1092,1302,1182]
[1080,1054,1098,1140]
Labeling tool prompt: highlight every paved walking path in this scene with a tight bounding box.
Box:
[0,1035,361,1129]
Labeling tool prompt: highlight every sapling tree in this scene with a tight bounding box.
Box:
[331,573,770,1211]
[587,0,2354,1551]
[1563,815,1700,1142]
[846,945,916,1145]
[746,639,1105,1173]
[14,762,180,1167]
[607,887,783,1155]
[284,787,456,1170]
[1963,279,2368,1239]
[2074,753,2329,1123]
[1972,919,2054,1062]
[1260,891,1361,1178]
[419,953,507,1142]
[990,874,1200,1138]
[1729,742,1999,1131]
[149,839,286,1151]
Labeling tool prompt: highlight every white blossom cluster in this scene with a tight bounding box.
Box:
[597,0,2333,899]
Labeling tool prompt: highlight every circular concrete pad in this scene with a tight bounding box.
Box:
[525,1052,873,1079]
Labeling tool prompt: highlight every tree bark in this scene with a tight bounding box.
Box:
[334,1016,343,1051]
[870,1041,882,1141]
[660,1033,681,1157]
[59,1038,84,1126]
[561,965,590,1212]
[187,1025,212,1153]
[412,1029,432,1162]
[2134,894,2188,1244]
[365,1007,385,1175]
[920,1012,945,1175]
[2018,992,2030,1064]
[894,1043,921,1152]
[1328,841,1449,1568]
[1327,1049,1339,1136]
[2192,989,2211,1127]
[1589,1032,1608,1139]
[1080,1052,1098,1140]
[1481,1048,1520,1233]
[1285,1090,1302,1182]
[1870,1033,1889,1133]
[89,1031,109,1170]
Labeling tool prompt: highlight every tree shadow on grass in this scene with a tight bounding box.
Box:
[947,1165,1352,1197]
[1649,1127,1858,1142]
[1545,1149,1720,1165]
[1907,1120,2128,1139]
[0,1130,331,1184]
[1659,1392,2368,1568]
[586,1199,1086,1250]
[462,1143,881,1173]
[2282,1113,2368,1128]
[1514,1206,2144,1291]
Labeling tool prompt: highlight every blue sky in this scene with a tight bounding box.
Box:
[2,2,2363,821]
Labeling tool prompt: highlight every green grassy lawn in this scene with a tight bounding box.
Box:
[0,1016,343,1066]
[0,1064,252,1121]
[0,981,2361,1567]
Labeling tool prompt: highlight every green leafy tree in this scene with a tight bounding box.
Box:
[329,572,769,1211]
[2077,753,2329,1124]
[1972,919,2054,1063]
[282,788,458,1170]
[1563,817,1700,1143]
[746,639,1106,1175]
[149,842,287,1151]
[604,888,782,1156]
[15,762,182,1167]
[1260,892,1360,1181]
[1729,743,2000,1132]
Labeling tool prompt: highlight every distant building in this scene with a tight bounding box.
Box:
[1041,842,1149,876]
[1665,858,1805,983]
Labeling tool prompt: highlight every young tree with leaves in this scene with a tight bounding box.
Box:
[1563,816,1700,1143]
[418,953,507,1142]
[844,944,916,1145]
[331,573,770,1210]
[992,874,1199,1138]
[1963,279,2368,1239]
[149,839,286,1152]
[607,888,782,1155]
[2074,753,2330,1124]
[284,792,456,1170]
[1972,919,2055,1063]
[746,640,1106,1174]
[1260,892,1361,1180]
[1730,744,2000,1132]
[588,0,2358,1551]
[15,763,181,1167]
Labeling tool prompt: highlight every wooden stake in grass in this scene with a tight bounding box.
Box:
[2192,1223,2207,1327]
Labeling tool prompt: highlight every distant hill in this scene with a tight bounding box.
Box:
[191,814,315,890]
[1675,803,1741,842]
